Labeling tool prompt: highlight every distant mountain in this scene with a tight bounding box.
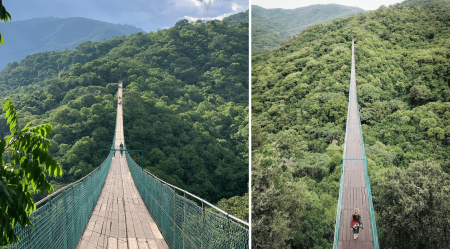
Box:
[0,17,144,70]
[223,10,249,25]
[252,4,365,54]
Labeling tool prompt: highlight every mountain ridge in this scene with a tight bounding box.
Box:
[0,17,144,70]
[252,4,365,54]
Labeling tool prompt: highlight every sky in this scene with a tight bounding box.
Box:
[252,0,404,11]
[2,0,249,32]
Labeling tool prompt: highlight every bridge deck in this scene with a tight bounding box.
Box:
[77,82,169,249]
[337,40,374,249]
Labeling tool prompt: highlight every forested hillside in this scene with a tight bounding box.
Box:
[252,4,365,54]
[0,17,143,71]
[252,0,450,248]
[223,10,249,26]
[0,17,248,213]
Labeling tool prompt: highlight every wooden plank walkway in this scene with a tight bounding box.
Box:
[337,40,374,249]
[77,82,169,249]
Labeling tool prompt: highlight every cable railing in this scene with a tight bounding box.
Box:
[2,115,118,249]
[3,152,114,249]
[355,85,379,249]
[332,68,352,248]
[125,151,249,249]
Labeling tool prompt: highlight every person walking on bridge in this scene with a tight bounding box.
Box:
[350,208,362,240]
[120,142,124,156]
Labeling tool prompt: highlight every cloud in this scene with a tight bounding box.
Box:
[213,13,228,20]
[232,3,240,11]
[184,11,233,22]
[184,16,203,22]
[189,0,202,6]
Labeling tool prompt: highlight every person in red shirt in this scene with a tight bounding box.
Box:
[350,208,361,240]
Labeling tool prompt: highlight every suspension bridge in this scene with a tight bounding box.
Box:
[333,39,379,249]
[5,81,249,249]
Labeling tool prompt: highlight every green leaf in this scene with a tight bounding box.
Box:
[0,139,6,157]
[2,99,10,108]
[38,152,47,165]
[5,11,11,23]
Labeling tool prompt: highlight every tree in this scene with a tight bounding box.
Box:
[0,100,62,245]
[373,160,450,248]
[410,85,430,103]
[216,192,249,222]
[252,148,309,248]
[0,1,12,46]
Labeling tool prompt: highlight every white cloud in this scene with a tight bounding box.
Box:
[184,16,202,22]
[189,0,202,6]
[184,12,230,22]
[213,13,228,20]
[232,3,240,11]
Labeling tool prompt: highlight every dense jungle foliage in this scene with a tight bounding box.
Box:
[251,4,365,54]
[0,17,143,71]
[0,15,249,213]
[252,0,450,248]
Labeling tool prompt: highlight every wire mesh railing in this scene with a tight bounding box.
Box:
[332,73,352,248]
[125,152,249,249]
[355,91,379,249]
[2,152,113,249]
[2,118,118,249]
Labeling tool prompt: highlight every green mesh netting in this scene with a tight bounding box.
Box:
[357,97,379,248]
[3,153,113,249]
[2,131,116,249]
[126,153,249,249]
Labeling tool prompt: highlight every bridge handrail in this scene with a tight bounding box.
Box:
[35,121,116,207]
[36,132,116,207]
[125,150,249,248]
[332,60,352,248]
[3,148,114,249]
[355,92,379,248]
[35,155,110,207]
[127,153,248,226]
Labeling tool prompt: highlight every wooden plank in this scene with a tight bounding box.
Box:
[117,238,127,249]
[128,238,138,249]
[133,222,145,238]
[89,232,100,245]
[77,239,89,249]
[137,238,149,249]
[93,222,103,234]
[97,234,107,248]
[149,223,163,239]
[146,239,158,249]
[142,222,155,239]
[107,238,117,249]
[156,239,169,249]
